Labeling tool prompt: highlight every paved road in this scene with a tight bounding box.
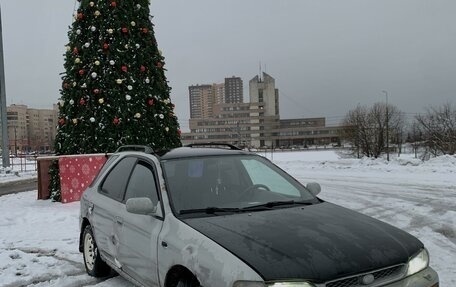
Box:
[0,178,38,197]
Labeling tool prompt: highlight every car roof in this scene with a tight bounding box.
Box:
[159,146,250,161]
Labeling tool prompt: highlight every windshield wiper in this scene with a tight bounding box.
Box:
[241,200,315,211]
[179,207,241,215]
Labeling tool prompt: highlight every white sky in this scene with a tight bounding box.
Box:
[1,0,456,130]
[1,150,455,286]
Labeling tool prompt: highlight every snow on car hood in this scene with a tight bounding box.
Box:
[183,202,423,282]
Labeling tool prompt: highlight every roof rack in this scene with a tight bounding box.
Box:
[115,145,155,154]
[186,143,242,150]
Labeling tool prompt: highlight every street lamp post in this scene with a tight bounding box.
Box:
[382,90,389,161]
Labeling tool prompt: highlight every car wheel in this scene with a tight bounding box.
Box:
[82,225,110,277]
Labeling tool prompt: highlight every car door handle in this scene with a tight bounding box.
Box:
[115,217,123,225]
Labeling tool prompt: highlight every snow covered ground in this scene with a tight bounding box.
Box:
[0,150,455,286]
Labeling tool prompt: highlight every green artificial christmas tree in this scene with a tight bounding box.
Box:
[50,0,181,201]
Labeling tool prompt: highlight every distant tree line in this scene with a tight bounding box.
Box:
[340,102,456,160]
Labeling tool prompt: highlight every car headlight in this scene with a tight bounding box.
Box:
[406,248,429,276]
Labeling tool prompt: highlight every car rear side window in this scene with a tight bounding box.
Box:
[124,161,159,205]
[89,155,119,187]
[100,157,136,201]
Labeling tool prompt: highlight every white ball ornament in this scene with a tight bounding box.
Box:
[75,58,81,64]
[94,11,101,17]
[136,4,141,9]
[84,42,90,48]
[145,78,150,84]
[90,117,95,123]
[116,79,123,84]
[94,60,100,66]
[109,60,115,65]
[81,83,87,88]
[134,113,141,118]
[108,28,114,34]
[91,26,96,32]
[98,98,104,104]
[159,114,164,119]
[89,1,94,7]
[91,72,97,79]
[72,82,77,87]
[65,46,71,51]
[127,85,133,91]
[131,21,136,27]
[59,100,65,107]
[76,29,81,35]
[125,95,131,101]
[136,44,140,49]
[165,127,169,132]
[124,44,129,49]
[70,99,75,105]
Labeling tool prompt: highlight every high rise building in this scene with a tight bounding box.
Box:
[182,72,342,148]
[189,84,214,119]
[224,76,243,103]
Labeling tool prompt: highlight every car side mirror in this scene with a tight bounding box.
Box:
[126,197,157,215]
[306,182,321,197]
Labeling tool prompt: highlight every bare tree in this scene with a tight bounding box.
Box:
[340,103,404,158]
[415,103,456,156]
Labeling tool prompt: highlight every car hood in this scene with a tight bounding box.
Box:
[183,202,423,282]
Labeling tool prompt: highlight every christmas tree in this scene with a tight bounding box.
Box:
[50,0,181,201]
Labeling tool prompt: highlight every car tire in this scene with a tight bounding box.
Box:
[82,225,110,277]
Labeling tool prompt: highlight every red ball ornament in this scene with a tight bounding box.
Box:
[147,99,154,106]
[72,47,79,55]
[121,65,128,72]
[103,43,109,50]
[156,62,163,68]
[178,129,182,136]
[58,118,65,126]
[79,98,86,105]
[113,117,120,125]
[142,28,149,34]
[63,82,69,89]
[78,69,85,75]
[93,88,100,94]
[110,1,117,7]
[140,65,146,72]
[121,27,128,33]
[77,13,84,20]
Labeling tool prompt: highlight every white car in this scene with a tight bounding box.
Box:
[79,144,439,287]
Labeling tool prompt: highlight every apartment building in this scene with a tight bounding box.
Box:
[6,104,58,153]
[182,72,342,148]
[224,76,243,103]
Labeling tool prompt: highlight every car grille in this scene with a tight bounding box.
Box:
[325,264,406,287]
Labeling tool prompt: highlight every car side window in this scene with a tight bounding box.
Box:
[100,157,137,201]
[124,161,159,205]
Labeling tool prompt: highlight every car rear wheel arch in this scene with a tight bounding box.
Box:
[164,265,200,287]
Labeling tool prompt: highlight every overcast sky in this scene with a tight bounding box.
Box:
[1,0,455,130]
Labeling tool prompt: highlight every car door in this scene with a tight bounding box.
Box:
[91,156,136,266]
[117,158,164,286]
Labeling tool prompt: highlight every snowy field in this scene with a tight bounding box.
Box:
[0,150,455,286]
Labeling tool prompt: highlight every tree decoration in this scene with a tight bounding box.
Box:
[51,0,182,201]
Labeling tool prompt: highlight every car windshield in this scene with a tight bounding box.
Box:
[162,154,318,216]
